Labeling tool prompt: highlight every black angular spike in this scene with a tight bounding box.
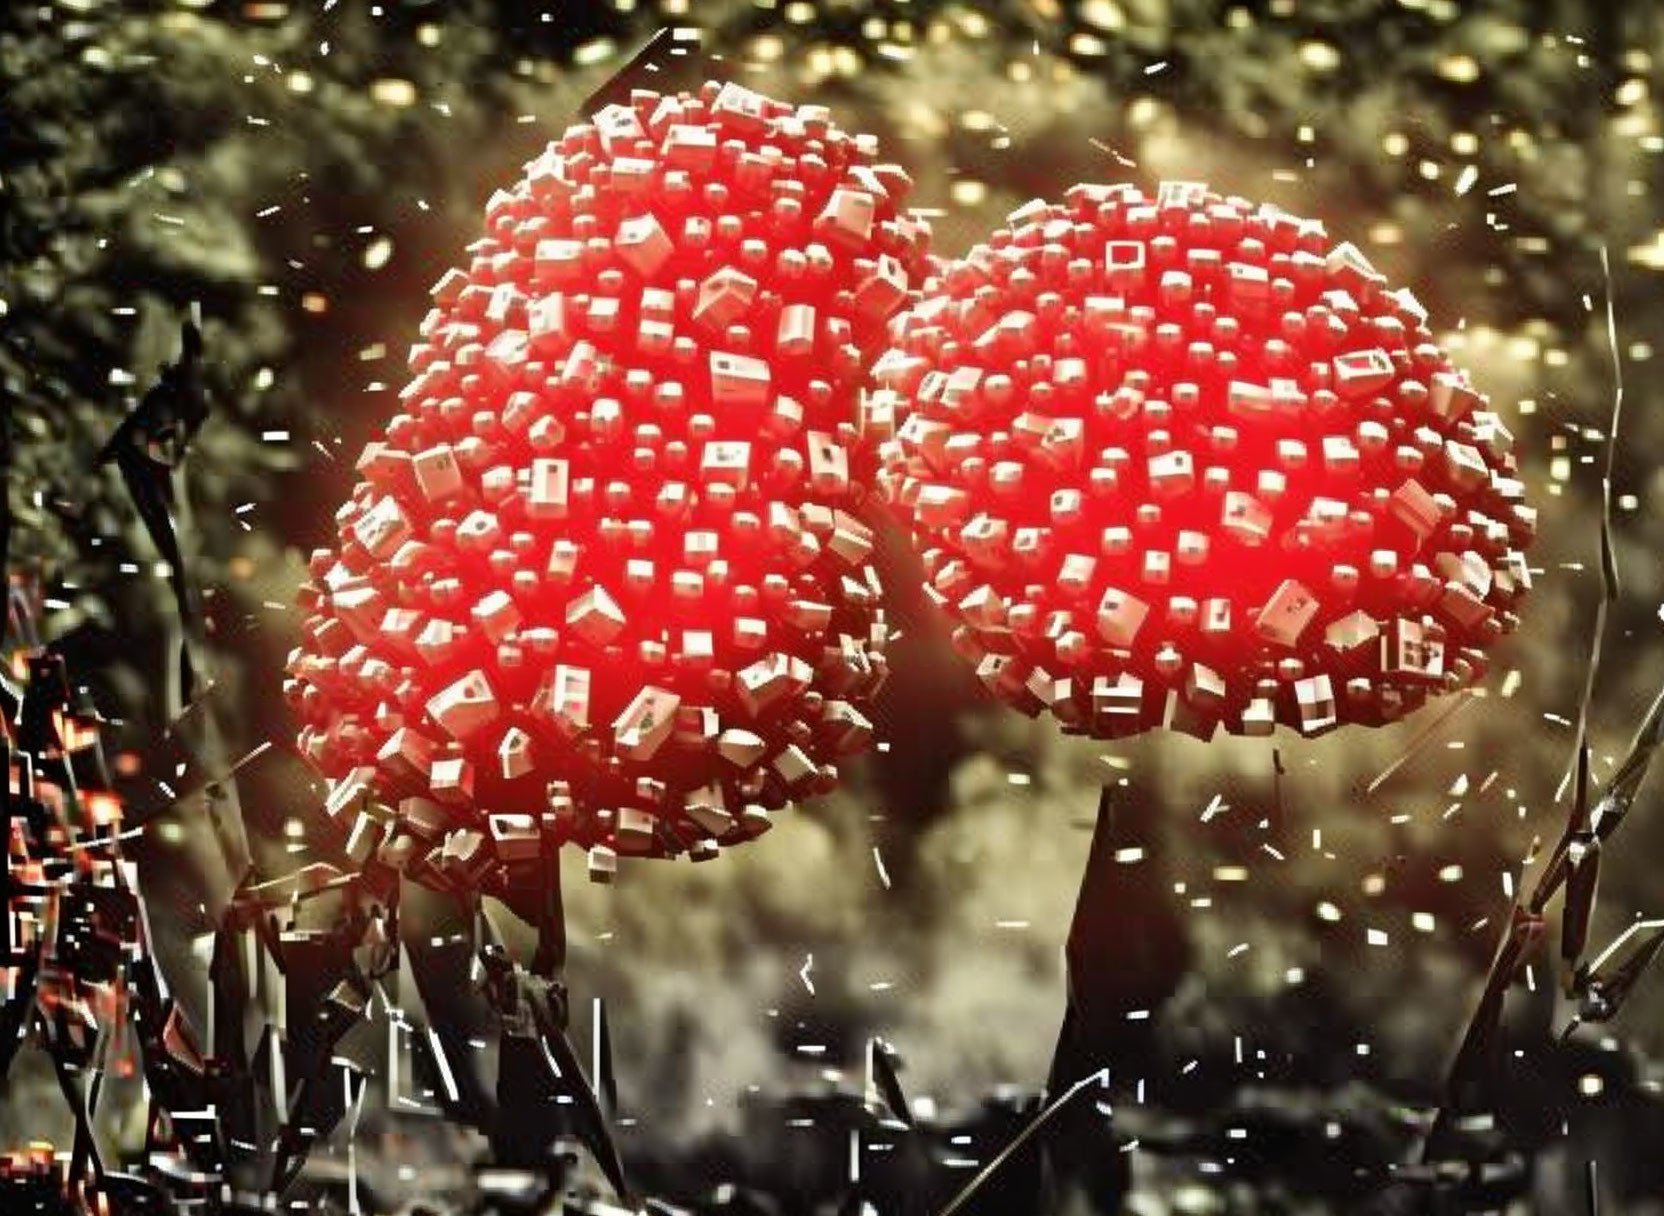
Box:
[1535,685,1664,915]
[97,316,212,710]
[405,935,495,1132]
[1562,837,1600,974]
[527,977,629,1202]
[1595,682,1664,836]
[593,996,618,1119]
[1423,899,1545,1161]
[1580,919,1664,1024]
[867,1037,912,1128]
[579,26,715,118]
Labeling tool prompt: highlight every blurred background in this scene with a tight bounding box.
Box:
[4,0,1664,1212]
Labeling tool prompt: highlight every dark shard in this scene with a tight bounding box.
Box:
[580,26,715,118]
[97,316,212,709]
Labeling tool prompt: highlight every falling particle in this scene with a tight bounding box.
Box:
[1078,0,1126,31]
[872,846,891,889]
[799,954,815,996]
[363,235,394,270]
[1300,41,1341,72]
[1454,164,1478,195]
[574,39,617,66]
[370,78,418,107]
[1439,54,1482,83]
[1227,943,1250,958]
[1144,61,1168,75]
[1628,232,1664,270]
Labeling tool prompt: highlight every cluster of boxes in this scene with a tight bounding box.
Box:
[880,180,1532,738]
[291,82,932,884]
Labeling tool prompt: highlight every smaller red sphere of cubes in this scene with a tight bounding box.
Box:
[874,180,1534,740]
[286,82,932,886]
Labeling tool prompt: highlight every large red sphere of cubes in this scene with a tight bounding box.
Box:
[285,81,933,886]
[874,180,1534,740]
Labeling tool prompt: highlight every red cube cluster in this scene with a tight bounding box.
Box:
[874,181,1534,739]
[286,82,933,883]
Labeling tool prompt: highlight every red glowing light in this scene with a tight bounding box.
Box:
[287,82,933,881]
[874,181,1534,739]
